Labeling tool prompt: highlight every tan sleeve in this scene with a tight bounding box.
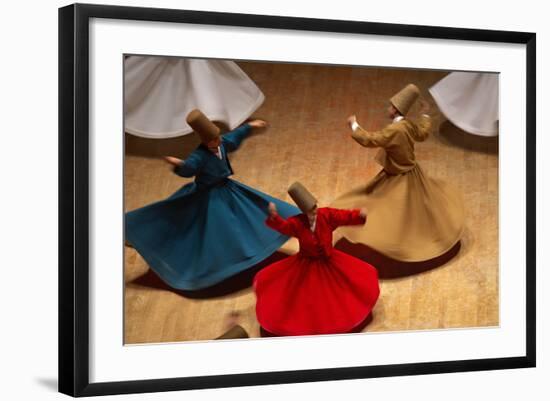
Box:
[415,114,432,142]
[351,124,396,148]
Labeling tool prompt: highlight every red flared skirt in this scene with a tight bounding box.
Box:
[253,250,380,336]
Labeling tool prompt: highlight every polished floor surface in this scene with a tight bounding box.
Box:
[124,61,499,343]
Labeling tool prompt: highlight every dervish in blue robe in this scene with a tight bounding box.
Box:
[125,123,299,290]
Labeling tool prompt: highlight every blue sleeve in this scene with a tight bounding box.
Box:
[222,124,252,153]
[173,151,205,177]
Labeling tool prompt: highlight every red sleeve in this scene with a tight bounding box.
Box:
[265,213,297,237]
[325,207,366,228]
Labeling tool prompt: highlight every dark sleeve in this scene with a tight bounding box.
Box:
[325,207,366,229]
[222,124,252,152]
[265,213,297,237]
[173,151,205,177]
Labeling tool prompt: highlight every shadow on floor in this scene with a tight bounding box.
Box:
[334,238,461,279]
[259,313,374,337]
[125,121,231,159]
[131,251,287,299]
[436,120,498,155]
[125,132,200,159]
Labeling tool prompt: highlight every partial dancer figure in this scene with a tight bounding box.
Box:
[215,312,249,340]
[125,56,265,138]
[429,72,499,137]
[126,109,300,291]
[254,182,380,336]
[332,84,465,262]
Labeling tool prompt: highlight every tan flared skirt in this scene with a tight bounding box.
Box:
[331,164,465,262]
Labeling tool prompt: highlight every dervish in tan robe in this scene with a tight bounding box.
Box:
[331,115,465,262]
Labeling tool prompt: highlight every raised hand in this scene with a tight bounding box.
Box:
[268,202,278,217]
[347,114,357,128]
[164,156,183,167]
[248,119,268,128]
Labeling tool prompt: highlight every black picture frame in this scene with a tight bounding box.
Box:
[58,3,536,397]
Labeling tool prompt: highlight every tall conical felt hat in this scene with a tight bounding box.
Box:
[215,325,249,340]
[390,84,420,115]
[288,182,317,213]
[186,109,220,142]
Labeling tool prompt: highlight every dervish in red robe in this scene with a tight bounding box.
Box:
[254,207,380,336]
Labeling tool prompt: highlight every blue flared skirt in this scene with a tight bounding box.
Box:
[125,178,299,290]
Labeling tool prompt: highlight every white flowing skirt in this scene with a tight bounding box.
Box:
[429,72,499,137]
[124,56,265,138]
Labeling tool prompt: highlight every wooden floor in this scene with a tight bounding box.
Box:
[124,61,499,344]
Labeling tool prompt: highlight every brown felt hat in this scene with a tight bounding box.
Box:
[288,182,317,213]
[215,325,249,340]
[390,84,420,116]
[186,109,220,142]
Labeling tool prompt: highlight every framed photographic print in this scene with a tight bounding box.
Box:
[58,3,536,397]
